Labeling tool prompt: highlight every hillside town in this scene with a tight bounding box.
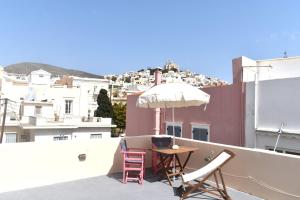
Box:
[107,61,228,87]
[106,60,228,98]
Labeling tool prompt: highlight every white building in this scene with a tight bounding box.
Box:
[28,69,51,86]
[3,105,114,143]
[0,69,29,101]
[0,69,115,143]
[21,114,114,143]
[71,76,110,114]
[238,56,300,155]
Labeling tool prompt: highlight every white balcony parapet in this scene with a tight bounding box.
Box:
[0,136,297,200]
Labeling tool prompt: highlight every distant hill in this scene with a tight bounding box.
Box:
[4,62,104,79]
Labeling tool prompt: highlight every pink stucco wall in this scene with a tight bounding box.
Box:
[126,83,244,146]
[126,94,155,136]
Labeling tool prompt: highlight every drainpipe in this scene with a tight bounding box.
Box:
[240,68,245,147]
[254,71,259,148]
[154,68,162,135]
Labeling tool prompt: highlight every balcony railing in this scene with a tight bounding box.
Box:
[25,116,113,126]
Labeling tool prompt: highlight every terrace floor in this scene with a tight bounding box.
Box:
[0,172,263,200]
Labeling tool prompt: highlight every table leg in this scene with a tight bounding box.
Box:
[154,150,195,187]
[158,154,173,186]
[175,154,183,172]
[182,151,194,170]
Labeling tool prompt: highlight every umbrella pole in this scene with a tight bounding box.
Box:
[172,107,175,146]
[172,107,176,181]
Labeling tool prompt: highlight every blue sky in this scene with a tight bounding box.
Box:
[1,0,300,82]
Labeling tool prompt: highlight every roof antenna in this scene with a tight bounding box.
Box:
[274,122,284,152]
[283,51,288,58]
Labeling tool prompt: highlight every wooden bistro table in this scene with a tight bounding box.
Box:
[152,146,198,186]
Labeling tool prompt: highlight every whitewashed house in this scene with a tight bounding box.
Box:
[28,69,51,86]
[0,69,114,143]
[71,76,109,116]
[0,69,29,101]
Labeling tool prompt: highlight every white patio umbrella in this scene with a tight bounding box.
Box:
[136,82,210,148]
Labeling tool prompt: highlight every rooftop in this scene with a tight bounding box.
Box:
[0,173,262,200]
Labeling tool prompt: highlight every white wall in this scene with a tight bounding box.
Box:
[72,78,109,91]
[243,56,300,82]
[245,83,255,148]
[176,137,300,200]
[29,71,51,85]
[0,137,298,200]
[23,103,53,118]
[22,86,85,119]
[23,104,35,117]
[29,85,52,101]
[256,78,300,130]
[1,79,28,101]
[33,129,73,142]
[78,84,90,117]
[72,127,111,140]
[49,87,81,118]
[72,78,109,116]
[33,127,111,142]
[245,78,300,151]
[0,138,123,193]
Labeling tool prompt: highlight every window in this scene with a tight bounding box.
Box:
[9,115,16,121]
[90,134,102,139]
[5,133,17,143]
[53,136,68,141]
[35,106,42,116]
[65,100,73,114]
[192,124,209,141]
[21,134,30,142]
[39,74,44,78]
[166,122,182,137]
[93,94,98,102]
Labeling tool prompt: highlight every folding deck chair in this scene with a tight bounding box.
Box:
[179,149,235,200]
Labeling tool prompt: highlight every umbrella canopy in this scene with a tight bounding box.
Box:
[137,82,210,108]
[136,82,210,176]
